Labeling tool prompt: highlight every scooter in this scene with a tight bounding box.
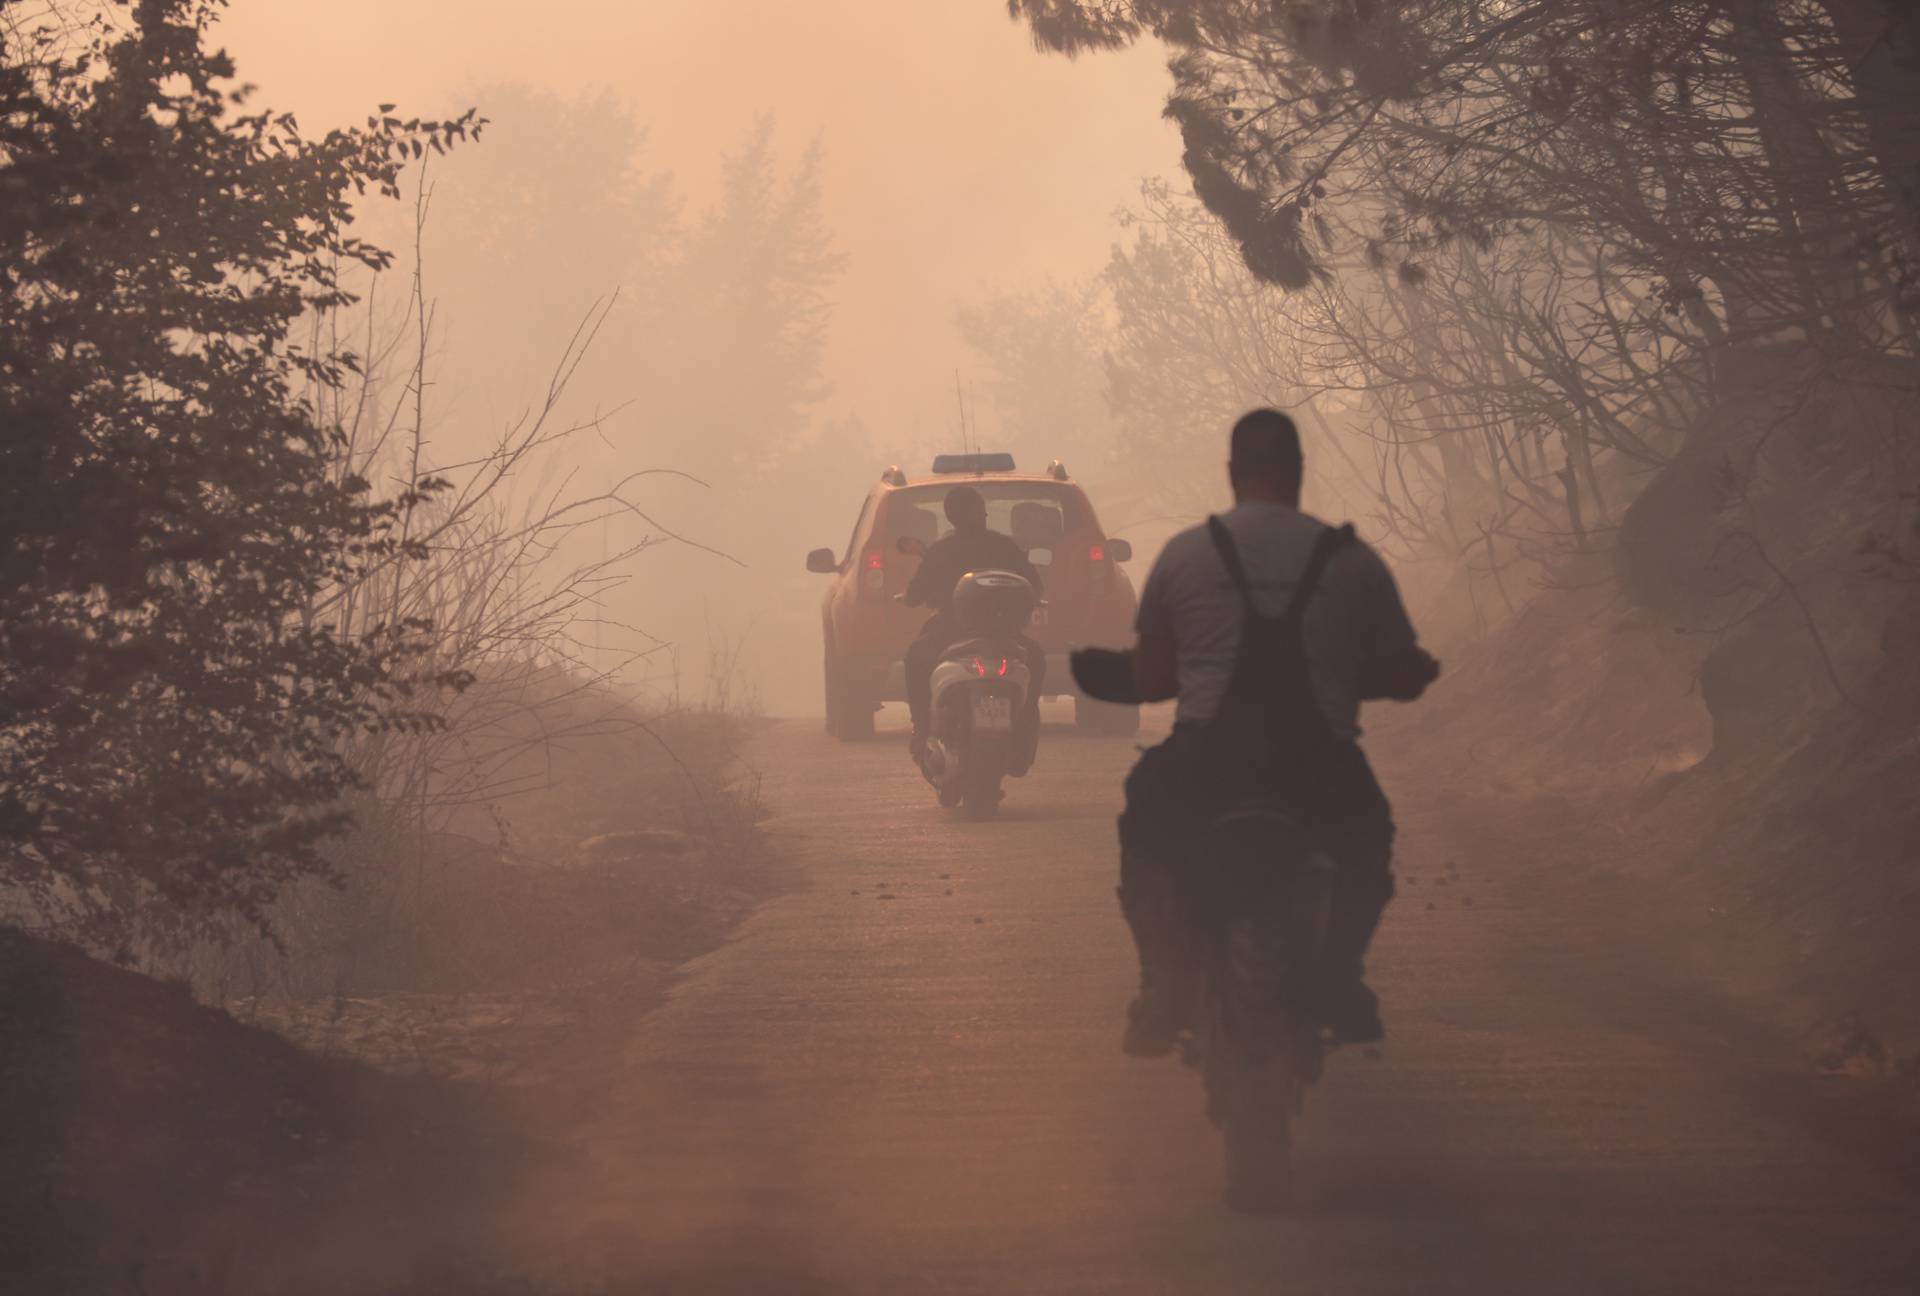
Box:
[897,536,1039,820]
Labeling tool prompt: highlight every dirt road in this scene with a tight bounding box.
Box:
[510,711,1920,1295]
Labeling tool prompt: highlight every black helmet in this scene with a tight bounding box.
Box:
[950,569,1036,635]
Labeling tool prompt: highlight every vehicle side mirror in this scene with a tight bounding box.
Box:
[805,548,838,574]
[1105,538,1133,563]
[1028,547,1054,567]
[895,534,927,558]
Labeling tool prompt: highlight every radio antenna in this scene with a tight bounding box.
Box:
[954,370,970,455]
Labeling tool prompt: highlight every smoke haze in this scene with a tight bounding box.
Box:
[210,1,1179,710]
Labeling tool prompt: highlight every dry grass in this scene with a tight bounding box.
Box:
[152,697,773,1085]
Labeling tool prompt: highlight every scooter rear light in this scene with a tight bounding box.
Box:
[971,657,987,678]
[997,658,1009,677]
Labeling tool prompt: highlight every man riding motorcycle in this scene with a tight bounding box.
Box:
[902,485,1047,764]
[1073,409,1439,1058]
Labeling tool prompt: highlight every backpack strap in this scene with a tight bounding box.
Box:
[1206,515,1256,610]
[1283,523,1355,622]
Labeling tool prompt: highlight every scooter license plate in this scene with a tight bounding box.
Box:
[972,695,1013,730]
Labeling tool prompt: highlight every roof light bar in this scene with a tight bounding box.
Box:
[931,453,1016,474]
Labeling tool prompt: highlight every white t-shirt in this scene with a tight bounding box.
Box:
[1134,502,1419,738]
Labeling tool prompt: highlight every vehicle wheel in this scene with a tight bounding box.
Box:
[822,650,840,737]
[824,652,875,741]
[1211,882,1323,1214]
[1075,695,1141,736]
[837,688,875,741]
[959,749,1005,819]
[1221,1053,1296,1214]
[960,778,1002,820]
[1203,961,1302,1214]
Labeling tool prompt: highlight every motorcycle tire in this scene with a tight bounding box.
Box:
[959,750,1005,820]
[1205,881,1326,1214]
[1205,959,1306,1213]
[1222,1056,1299,1213]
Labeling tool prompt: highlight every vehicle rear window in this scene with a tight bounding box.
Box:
[886,483,1080,551]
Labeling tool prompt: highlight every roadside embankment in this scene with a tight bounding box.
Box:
[1,708,784,1293]
[1379,528,1920,1092]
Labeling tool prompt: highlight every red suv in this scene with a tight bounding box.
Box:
[805,454,1140,739]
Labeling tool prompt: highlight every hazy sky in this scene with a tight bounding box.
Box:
[218,1,1181,447]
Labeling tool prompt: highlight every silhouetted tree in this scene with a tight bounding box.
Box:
[1010,1,1920,338]
[0,0,477,948]
[660,117,843,482]
[424,83,678,426]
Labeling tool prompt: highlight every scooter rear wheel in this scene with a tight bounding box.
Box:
[959,774,1002,819]
[958,748,1005,819]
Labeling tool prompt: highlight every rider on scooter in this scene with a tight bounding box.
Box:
[902,486,1046,764]
[1076,409,1439,1057]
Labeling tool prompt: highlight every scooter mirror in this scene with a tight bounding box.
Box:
[1028,547,1054,566]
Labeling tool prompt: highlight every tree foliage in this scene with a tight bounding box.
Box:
[422,82,679,426]
[661,117,844,481]
[0,0,477,947]
[1013,0,1920,330]
[1013,2,1920,633]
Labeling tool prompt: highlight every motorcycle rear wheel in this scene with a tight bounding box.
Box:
[1218,1033,1304,1213]
[1204,909,1322,1213]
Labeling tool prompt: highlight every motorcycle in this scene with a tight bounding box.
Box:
[896,535,1039,820]
[1188,800,1335,1212]
[1071,645,1335,1212]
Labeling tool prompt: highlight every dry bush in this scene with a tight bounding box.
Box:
[177,688,770,1085]
[143,169,768,1036]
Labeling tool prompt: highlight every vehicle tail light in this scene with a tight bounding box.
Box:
[862,549,885,595]
[1088,544,1105,563]
[1089,541,1111,595]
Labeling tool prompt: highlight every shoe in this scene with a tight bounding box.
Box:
[1121,987,1189,1059]
[1317,980,1385,1046]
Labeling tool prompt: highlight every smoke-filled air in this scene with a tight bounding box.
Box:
[4,2,1918,1292]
